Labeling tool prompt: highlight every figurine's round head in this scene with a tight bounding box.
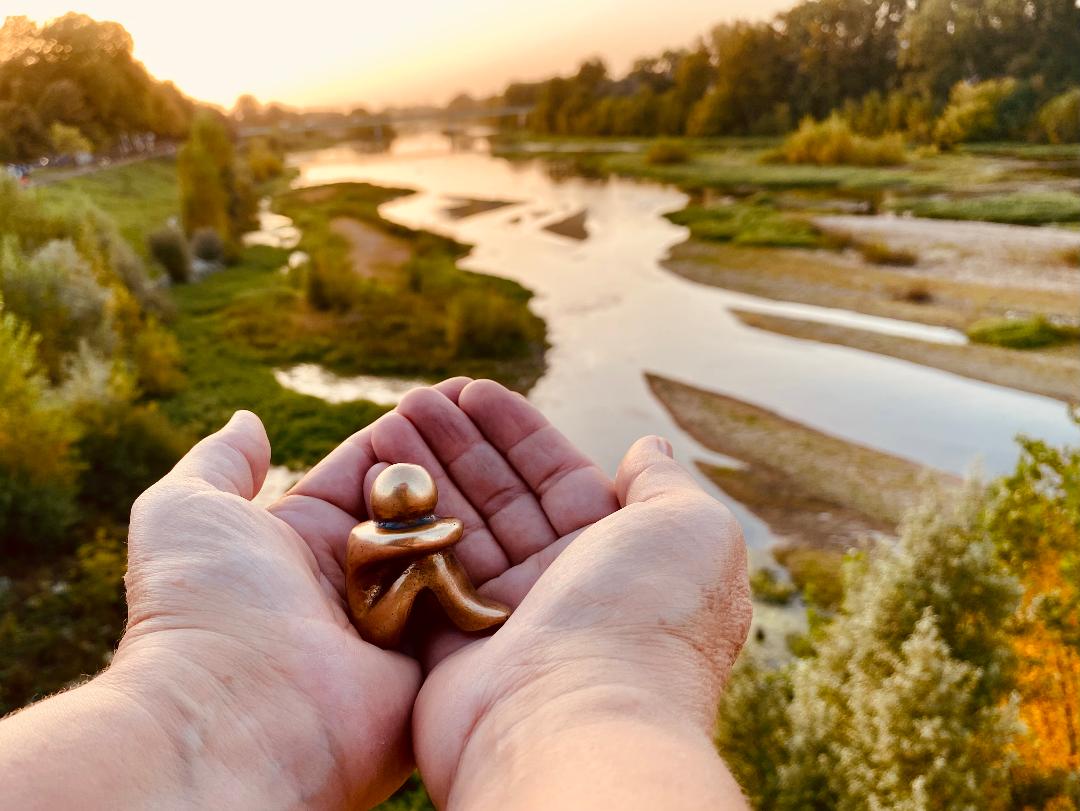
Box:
[370,463,438,524]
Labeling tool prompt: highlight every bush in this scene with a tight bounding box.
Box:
[0,529,127,714]
[895,191,1080,226]
[666,204,825,248]
[1038,88,1080,145]
[858,241,917,266]
[966,316,1080,350]
[645,139,690,165]
[148,225,192,283]
[72,398,189,522]
[773,546,845,611]
[446,288,535,359]
[131,318,185,396]
[934,78,1025,147]
[0,306,80,556]
[768,114,906,167]
[191,227,226,263]
[750,568,797,604]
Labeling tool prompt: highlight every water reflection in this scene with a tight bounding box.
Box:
[289,134,1078,548]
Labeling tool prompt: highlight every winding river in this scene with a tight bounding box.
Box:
[285,132,1078,552]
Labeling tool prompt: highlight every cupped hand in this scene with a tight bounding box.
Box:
[116,407,423,809]
[367,380,752,807]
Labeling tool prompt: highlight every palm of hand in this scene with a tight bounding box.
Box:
[121,412,420,808]
[118,377,622,808]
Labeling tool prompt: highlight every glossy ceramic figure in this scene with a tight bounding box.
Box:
[345,463,510,648]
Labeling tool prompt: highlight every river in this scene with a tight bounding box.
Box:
[284,132,1077,552]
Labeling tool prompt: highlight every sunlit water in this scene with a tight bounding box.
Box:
[286,134,1078,552]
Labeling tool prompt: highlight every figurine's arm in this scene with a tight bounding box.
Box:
[347,519,463,568]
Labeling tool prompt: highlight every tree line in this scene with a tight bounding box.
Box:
[499,0,1080,143]
[0,14,200,162]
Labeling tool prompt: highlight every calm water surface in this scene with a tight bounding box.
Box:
[289,133,1078,549]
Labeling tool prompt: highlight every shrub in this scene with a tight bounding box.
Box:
[645,139,690,165]
[966,316,1080,350]
[0,305,80,556]
[446,288,535,359]
[191,227,226,263]
[768,114,906,167]
[1037,88,1080,145]
[773,546,845,611]
[933,78,1024,148]
[894,191,1080,226]
[666,204,825,248]
[243,137,286,183]
[148,225,192,283]
[858,241,917,266]
[0,529,127,714]
[750,568,797,605]
[131,318,185,396]
[72,398,188,522]
[0,237,114,379]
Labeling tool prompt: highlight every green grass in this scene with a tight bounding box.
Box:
[162,245,388,467]
[272,183,547,387]
[891,191,1080,225]
[966,316,1080,350]
[750,568,797,605]
[38,159,179,258]
[665,203,829,248]
[603,150,913,193]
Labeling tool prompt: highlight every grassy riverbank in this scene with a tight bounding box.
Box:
[42,162,546,467]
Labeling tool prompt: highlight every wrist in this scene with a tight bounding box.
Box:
[105,634,350,809]
[436,640,724,808]
[445,665,731,810]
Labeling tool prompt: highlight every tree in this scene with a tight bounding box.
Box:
[48,122,92,156]
[177,111,255,251]
[716,483,1024,808]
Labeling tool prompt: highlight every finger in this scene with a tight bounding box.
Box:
[285,379,470,518]
[615,435,701,507]
[397,387,557,564]
[268,493,358,600]
[169,410,270,499]
[431,376,472,404]
[285,421,379,518]
[362,462,390,519]
[458,379,618,536]
[372,412,510,583]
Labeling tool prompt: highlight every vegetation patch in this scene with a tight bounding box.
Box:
[665,203,826,248]
[274,183,547,390]
[891,191,1080,226]
[857,240,917,267]
[766,114,907,167]
[966,316,1080,350]
[645,139,690,165]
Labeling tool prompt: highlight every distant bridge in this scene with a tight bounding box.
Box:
[238,105,533,139]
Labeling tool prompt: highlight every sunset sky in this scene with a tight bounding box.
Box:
[19,0,793,110]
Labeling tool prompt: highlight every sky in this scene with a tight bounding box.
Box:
[16,0,794,110]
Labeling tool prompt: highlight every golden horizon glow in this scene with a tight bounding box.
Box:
[14,0,794,110]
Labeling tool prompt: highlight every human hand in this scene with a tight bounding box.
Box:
[368,380,752,808]
[112,408,422,809]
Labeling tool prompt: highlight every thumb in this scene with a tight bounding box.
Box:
[614,435,702,507]
[169,410,271,499]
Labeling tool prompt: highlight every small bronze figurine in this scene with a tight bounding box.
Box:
[345,463,510,648]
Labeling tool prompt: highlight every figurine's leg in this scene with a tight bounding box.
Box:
[357,562,429,648]
[425,551,511,633]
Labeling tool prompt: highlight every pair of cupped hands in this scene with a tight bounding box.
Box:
[114,378,751,809]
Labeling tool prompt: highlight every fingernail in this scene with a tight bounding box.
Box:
[651,436,673,457]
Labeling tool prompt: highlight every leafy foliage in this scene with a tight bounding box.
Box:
[967,317,1080,350]
[768,115,906,167]
[0,14,195,160]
